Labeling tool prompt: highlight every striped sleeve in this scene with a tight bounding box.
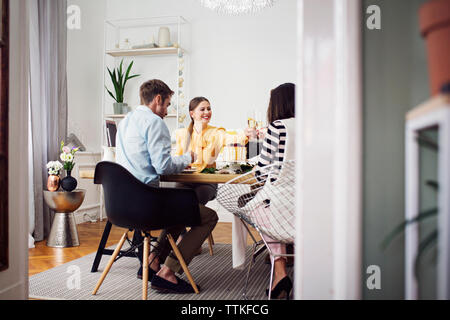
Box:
[255,120,286,180]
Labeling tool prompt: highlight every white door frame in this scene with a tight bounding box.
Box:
[295,0,362,299]
[0,0,30,299]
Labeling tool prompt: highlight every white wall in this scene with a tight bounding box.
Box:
[0,0,29,300]
[67,0,106,152]
[67,0,297,151]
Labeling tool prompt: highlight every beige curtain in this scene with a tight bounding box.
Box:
[29,0,68,242]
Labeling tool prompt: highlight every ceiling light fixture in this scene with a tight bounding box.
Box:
[199,0,276,15]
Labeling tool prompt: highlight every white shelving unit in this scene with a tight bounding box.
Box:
[104,113,177,119]
[405,93,450,299]
[106,47,180,57]
[102,16,190,146]
[99,16,189,220]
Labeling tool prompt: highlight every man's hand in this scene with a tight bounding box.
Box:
[190,151,197,163]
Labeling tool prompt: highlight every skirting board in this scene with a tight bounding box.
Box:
[73,203,101,224]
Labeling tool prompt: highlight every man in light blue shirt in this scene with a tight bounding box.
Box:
[115,79,218,294]
[116,93,193,186]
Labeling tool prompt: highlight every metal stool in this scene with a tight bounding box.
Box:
[44,189,85,247]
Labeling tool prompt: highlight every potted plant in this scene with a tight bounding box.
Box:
[105,59,140,114]
[419,0,450,95]
[382,131,439,279]
[46,160,64,191]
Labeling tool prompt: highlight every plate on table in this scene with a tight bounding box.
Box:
[182,168,197,174]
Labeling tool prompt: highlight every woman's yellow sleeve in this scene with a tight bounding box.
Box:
[175,129,186,156]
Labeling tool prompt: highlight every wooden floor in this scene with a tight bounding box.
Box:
[29,220,260,277]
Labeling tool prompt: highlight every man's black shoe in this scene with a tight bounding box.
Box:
[151,275,200,294]
[137,265,157,282]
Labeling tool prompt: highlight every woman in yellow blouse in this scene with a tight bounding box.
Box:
[175,96,253,204]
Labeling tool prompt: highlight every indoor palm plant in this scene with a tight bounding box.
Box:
[105,59,140,114]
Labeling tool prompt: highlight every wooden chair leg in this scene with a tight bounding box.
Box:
[207,234,214,256]
[92,231,128,295]
[166,234,200,294]
[142,233,150,300]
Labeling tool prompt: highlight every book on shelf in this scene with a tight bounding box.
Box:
[105,120,117,147]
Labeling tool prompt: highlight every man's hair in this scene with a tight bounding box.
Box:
[139,79,174,105]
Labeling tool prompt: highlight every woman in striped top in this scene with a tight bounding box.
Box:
[254,83,295,299]
[255,120,287,178]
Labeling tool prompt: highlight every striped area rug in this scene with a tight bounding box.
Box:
[29,243,293,300]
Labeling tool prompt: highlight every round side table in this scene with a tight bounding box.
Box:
[44,189,86,247]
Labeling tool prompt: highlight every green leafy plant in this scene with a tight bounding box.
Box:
[105,59,140,103]
[201,167,218,174]
[240,163,254,173]
[59,140,80,172]
[381,203,438,277]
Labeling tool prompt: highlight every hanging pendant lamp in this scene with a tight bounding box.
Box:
[199,0,276,15]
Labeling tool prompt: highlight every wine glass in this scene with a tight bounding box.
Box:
[255,112,266,141]
[246,110,259,140]
[247,110,256,129]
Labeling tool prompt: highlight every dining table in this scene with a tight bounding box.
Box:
[161,171,257,270]
[79,168,256,269]
[160,171,255,184]
[80,169,256,185]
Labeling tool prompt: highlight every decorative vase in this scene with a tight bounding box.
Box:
[419,0,450,95]
[47,175,60,192]
[61,170,77,192]
[158,27,170,47]
[113,102,128,114]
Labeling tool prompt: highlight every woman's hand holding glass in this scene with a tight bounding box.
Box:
[244,127,258,140]
[257,127,267,140]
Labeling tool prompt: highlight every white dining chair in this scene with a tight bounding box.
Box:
[216,160,295,299]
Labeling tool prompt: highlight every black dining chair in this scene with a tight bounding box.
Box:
[91,161,201,300]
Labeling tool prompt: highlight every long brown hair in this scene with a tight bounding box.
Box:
[266,83,295,123]
[185,96,210,151]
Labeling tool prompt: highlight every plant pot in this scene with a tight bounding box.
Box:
[47,175,60,192]
[113,102,128,114]
[61,170,77,192]
[419,0,450,95]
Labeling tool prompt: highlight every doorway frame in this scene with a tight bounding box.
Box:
[295,0,363,299]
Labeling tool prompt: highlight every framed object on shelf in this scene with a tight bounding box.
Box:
[105,120,117,147]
